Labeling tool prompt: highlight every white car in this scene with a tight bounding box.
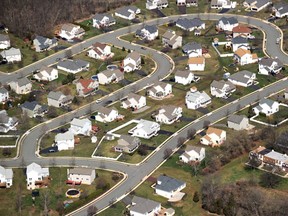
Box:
[96,99,102,103]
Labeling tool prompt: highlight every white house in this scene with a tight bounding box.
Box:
[253,98,279,116]
[211,0,237,9]
[162,30,182,49]
[155,175,186,199]
[177,0,198,6]
[33,35,58,52]
[200,127,226,147]
[26,163,49,190]
[227,114,249,130]
[176,18,205,32]
[175,70,195,85]
[69,118,92,136]
[0,110,18,133]
[182,42,202,57]
[179,146,205,163]
[185,87,211,110]
[20,101,48,118]
[155,105,182,124]
[0,34,10,49]
[234,48,258,66]
[115,6,141,20]
[9,77,32,94]
[87,42,113,60]
[231,36,249,52]
[210,80,236,98]
[258,57,283,75]
[92,13,116,29]
[76,79,99,97]
[135,25,158,41]
[57,59,89,74]
[47,91,73,108]
[188,57,205,71]
[0,47,21,62]
[0,87,9,103]
[95,106,119,123]
[97,69,124,85]
[129,119,160,139]
[243,0,272,12]
[33,66,58,82]
[0,166,13,188]
[147,82,172,99]
[228,70,256,87]
[55,131,75,151]
[123,51,141,72]
[121,93,146,110]
[114,135,141,153]
[59,24,85,40]
[67,168,96,185]
[273,3,288,18]
[146,0,169,10]
[129,196,161,216]
[216,17,238,31]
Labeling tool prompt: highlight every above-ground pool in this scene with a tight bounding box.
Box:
[91,75,98,81]
[107,65,118,70]
[66,189,81,198]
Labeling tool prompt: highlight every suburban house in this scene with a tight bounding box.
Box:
[20,101,48,118]
[57,59,89,74]
[258,57,283,75]
[182,42,202,57]
[0,47,21,62]
[59,23,85,40]
[0,166,13,188]
[0,87,9,103]
[135,25,158,41]
[26,163,49,190]
[114,135,141,153]
[188,56,205,71]
[0,110,18,133]
[175,70,195,85]
[162,30,182,49]
[123,51,141,72]
[179,146,206,163]
[176,0,198,6]
[234,48,258,65]
[243,0,272,12]
[146,0,169,10]
[273,3,288,18]
[33,66,58,82]
[211,0,237,9]
[232,25,252,38]
[227,114,249,130]
[87,42,113,60]
[76,78,99,97]
[155,105,183,124]
[147,82,172,99]
[69,118,92,136]
[47,91,73,108]
[121,93,146,110]
[67,168,96,185]
[176,18,205,32]
[0,34,10,49]
[33,35,58,52]
[216,17,238,31]
[210,80,236,98]
[155,175,186,199]
[55,131,75,151]
[228,70,256,87]
[185,87,211,110]
[115,6,141,20]
[97,69,124,85]
[92,13,116,29]
[9,77,32,94]
[253,98,279,116]
[200,127,226,147]
[129,119,160,139]
[95,106,119,123]
[231,36,249,52]
[129,196,161,216]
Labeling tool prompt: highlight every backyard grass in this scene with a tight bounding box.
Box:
[254,105,288,125]
[0,136,18,146]
[0,147,17,159]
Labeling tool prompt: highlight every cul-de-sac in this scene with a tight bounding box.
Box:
[1,0,288,215]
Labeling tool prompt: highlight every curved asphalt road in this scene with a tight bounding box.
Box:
[0,14,288,216]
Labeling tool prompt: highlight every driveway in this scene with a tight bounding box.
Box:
[151,9,166,17]
[180,116,195,122]
[197,107,210,114]
[158,130,174,136]
[135,70,147,77]
[119,79,132,86]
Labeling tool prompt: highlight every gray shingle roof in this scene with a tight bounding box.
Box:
[255,0,271,8]
[68,167,94,176]
[228,70,254,84]
[1,47,21,58]
[176,18,204,30]
[130,196,160,214]
[58,59,89,71]
[155,175,185,193]
[175,70,193,78]
[219,17,238,25]
[185,145,203,154]
[0,34,9,42]
[0,87,8,94]
[20,101,39,111]
[259,57,283,68]
[115,6,139,17]
[47,91,64,100]
[93,13,116,23]
[259,98,277,108]
[144,25,158,34]
[182,42,201,53]
[232,36,248,44]
[227,114,247,124]
[16,77,31,87]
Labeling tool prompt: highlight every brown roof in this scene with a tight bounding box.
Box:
[188,57,205,65]
[206,127,225,137]
[234,48,251,57]
[93,42,107,50]
[232,25,252,34]
[78,79,96,94]
[252,53,258,60]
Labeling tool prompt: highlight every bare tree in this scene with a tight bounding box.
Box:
[187,128,196,140]
[15,184,23,215]
[87,205,98,216]
[177,137,186,147]
[41,190,50,216]
[163,148,173,159]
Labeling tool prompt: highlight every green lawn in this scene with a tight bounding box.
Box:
[0,136,18,146]
[254,105,288,125]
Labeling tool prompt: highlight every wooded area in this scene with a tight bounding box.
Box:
[0,0,136,38]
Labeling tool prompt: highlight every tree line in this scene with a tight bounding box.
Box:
[0,0,136,38]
